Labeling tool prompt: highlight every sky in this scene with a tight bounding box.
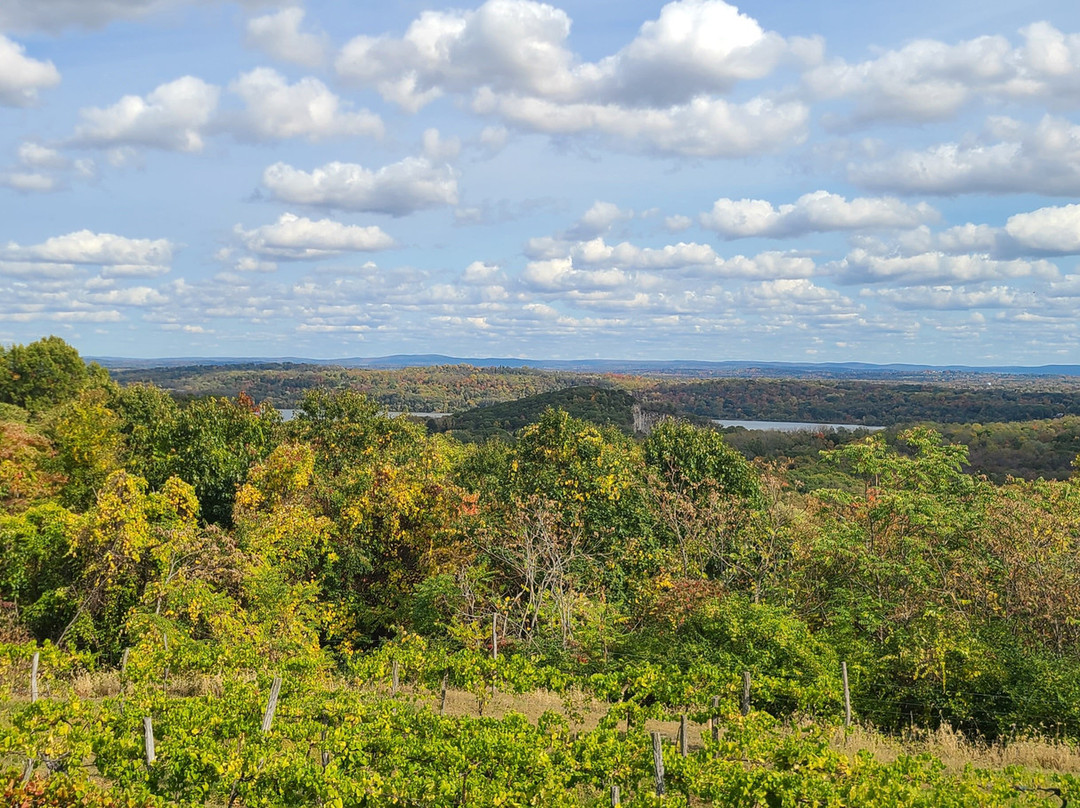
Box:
[3,1,1080,364]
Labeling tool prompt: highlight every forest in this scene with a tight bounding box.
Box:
[2,336,1080,806]
[107,360,1080,427]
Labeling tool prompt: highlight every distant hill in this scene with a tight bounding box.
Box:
[428,385,670,442]
[90,354,1080,379]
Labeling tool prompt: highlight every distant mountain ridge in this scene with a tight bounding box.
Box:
[89,354,1080,378]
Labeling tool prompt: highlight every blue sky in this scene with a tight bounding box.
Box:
[3,0,1080,363]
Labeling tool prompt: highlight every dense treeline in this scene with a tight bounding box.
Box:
[4,336,1080,749]
[111,361,1080,429]
[109,362,614,412]
[720,416,1080,487]
[429,385,680,442]
[640,377,1080,425]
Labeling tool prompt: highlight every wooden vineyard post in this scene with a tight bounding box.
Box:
[320,728,330,771]
[842,662,852,728]
[440,671,449,715]
[262,676,282,733]
[651,731,665,796]
[491,614,499,661]
[680,714,688,757]
[30,652,39,703]
[711,695,720,742]
[741,671,751,716]
[21,757,34,785]
[391,660,400,696]
[610,784,620,806]
[119,647,130,716]
[143,717,156,766]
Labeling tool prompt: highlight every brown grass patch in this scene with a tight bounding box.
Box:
[831,722,1080,773]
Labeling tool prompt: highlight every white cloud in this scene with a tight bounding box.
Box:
[700,190,937,238]
[17,142,67,169]
[235,212,395,259]
[0,172,58,193]
[2,230,174,272]
[422,127,461,161]
[664,215,692,232]
[462,261,500,283]
[521,257,632,292]
[1005,203,1080,254]
[805,35,1014,124]
[868,285,1034,311]
[73,75,219,152]
[335,0,579,112]
[473,90,808,157]
[569,201,633,238]
[479,125,510,154]
[337,0,800,109]
[261,157,459,216]
[246,6,327,68]
[0,34,61,106]
[850,116,1080,195]
[804,22,1080,127]
[336,0,809,157]
[737,278,857,316]
[0,141,90,193]
[85,286,169,306]
[227,68,383,141]
[835,248,1058,285]
[595,0,795,106]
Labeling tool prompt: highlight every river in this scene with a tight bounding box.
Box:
[713,419,884,432]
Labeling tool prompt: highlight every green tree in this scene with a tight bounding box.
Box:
[0,336,90,413]
[44,388,125,511]
[164,394,282,525]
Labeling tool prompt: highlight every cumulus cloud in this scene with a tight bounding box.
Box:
[0,34,61,106]
[72,76,220,152]
[835,248,1058,286]
[1005,203,1080,254]
[227,68,383,141]
[867,285,1035,311]
[472,90,808,158]
[0,141,95,193]
[805,35,1015,124]
[567,201,634,238]
[235,212,395,259]
[664,215,692,232]
[337,0,800,108]
[736,278,857,317]
[246,6,328,68]
[2,230,174,274]
[805,22,1080,127]
[521,231,817,298]
[700,190,937,238]
[422,128,461,162]
[0,172,57,193]
[335,0,809,156]
[85,285,169,306]
[17,142,67,170]
[261,157,459,216]
[850,116,1080,195]
[462,261,501,283]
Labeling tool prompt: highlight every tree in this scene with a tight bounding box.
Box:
[164,394,282,526]
[44,388,125,511]
[642,419,764,580]
[0,419,63,513]
[0,336,90,413]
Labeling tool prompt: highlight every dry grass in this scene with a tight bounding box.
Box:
[832,722,1080,773]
